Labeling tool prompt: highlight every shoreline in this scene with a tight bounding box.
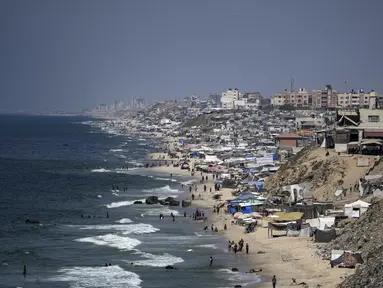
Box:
[140,156,349,288]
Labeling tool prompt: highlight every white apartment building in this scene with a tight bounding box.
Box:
[221,88,240,109]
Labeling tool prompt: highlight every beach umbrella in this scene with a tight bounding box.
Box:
[233,212,243,218]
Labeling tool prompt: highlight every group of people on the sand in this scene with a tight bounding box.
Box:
[228,239,249,254]
[193,209,205,220]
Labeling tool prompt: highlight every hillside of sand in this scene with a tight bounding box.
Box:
[264,147,376,203]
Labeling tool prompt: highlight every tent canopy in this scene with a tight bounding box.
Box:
[344,200,370,208]
[274,212,304,222]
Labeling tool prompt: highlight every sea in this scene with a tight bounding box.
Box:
[0,115,261,288]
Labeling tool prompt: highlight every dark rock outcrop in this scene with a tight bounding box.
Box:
[182,200,191,207]
[168,199,180,206]
[165,265,176,270]
[145,196,159,205]
[164,197,175,202]
[133,201,143,204]
[231,268,239,272]
[158,200,168,205]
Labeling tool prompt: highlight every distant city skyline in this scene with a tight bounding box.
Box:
[1,0,383,112]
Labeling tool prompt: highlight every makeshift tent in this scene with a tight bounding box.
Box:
[331,250,363,268]
[344,200,371,218]
[286,222,313,237]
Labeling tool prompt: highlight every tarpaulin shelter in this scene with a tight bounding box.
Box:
[344,200,370,218]
[314,229,336,243]
[331,250,363,268]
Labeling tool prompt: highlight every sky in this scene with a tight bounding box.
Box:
[1,0,383,112]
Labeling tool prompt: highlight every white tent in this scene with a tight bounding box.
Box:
[344,200,371,218]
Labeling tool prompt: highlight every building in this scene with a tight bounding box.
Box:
[312,85,337,109]
[337,90,380,109]
[274,133,304,149]
[221,88,240,109]
[241,92,269,108]
[271,88,311,108]
[359,108,383,139]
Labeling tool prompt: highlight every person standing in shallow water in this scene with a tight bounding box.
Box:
[209,256,213,267]
[23,265,27,277]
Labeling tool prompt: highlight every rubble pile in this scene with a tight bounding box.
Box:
[323,199,383,288]
[264,147,347,201]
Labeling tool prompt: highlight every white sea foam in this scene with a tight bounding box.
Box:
[155,177,178,182]
[75,234,141,251]
[129,251,184,267]
[97,194,103,198]
[181,179,197,186]
[142,185,180,195]
[115,218,133,224]
[110,148,124,152]
[116,154,127,159]
[141,208,180,216]
[197,244,220,250]
[106,199,145,208]
[50,265,141,288]
[91,168,110,173]
[217,269,262,285]
[112,192,119,196]
[76,223,159,235]
[126,161,144,167]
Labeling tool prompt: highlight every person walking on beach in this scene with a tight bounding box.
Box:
[246,243,249,254]
[204,185,207,192]
[228,241,231,252]
[272,275,277,288]
[209,256,213,267]
[23,265,27,277]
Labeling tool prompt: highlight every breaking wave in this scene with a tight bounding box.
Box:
[142,185,180,195]
[129,251,184,267]
[49,265,141,288]
[106,199,145,208]
[75,234,141,251]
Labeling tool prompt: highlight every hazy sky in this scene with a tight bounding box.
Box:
[1,0,382,112]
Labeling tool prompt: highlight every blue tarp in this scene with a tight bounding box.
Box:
[233,195,253,201]
[215,181,223,184]
[265,153,277,160]
[229,204,252,214]
[247,181,264,189]
[244,155,257,159]
[241,206,252,214]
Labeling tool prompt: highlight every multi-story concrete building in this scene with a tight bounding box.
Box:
[337,90,381,109]
[241,92,268,107]
[221,88,239,109]
[312,85,337,109]
[271,88,311,108]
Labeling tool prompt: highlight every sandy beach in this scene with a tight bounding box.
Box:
[142,153,350,288]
